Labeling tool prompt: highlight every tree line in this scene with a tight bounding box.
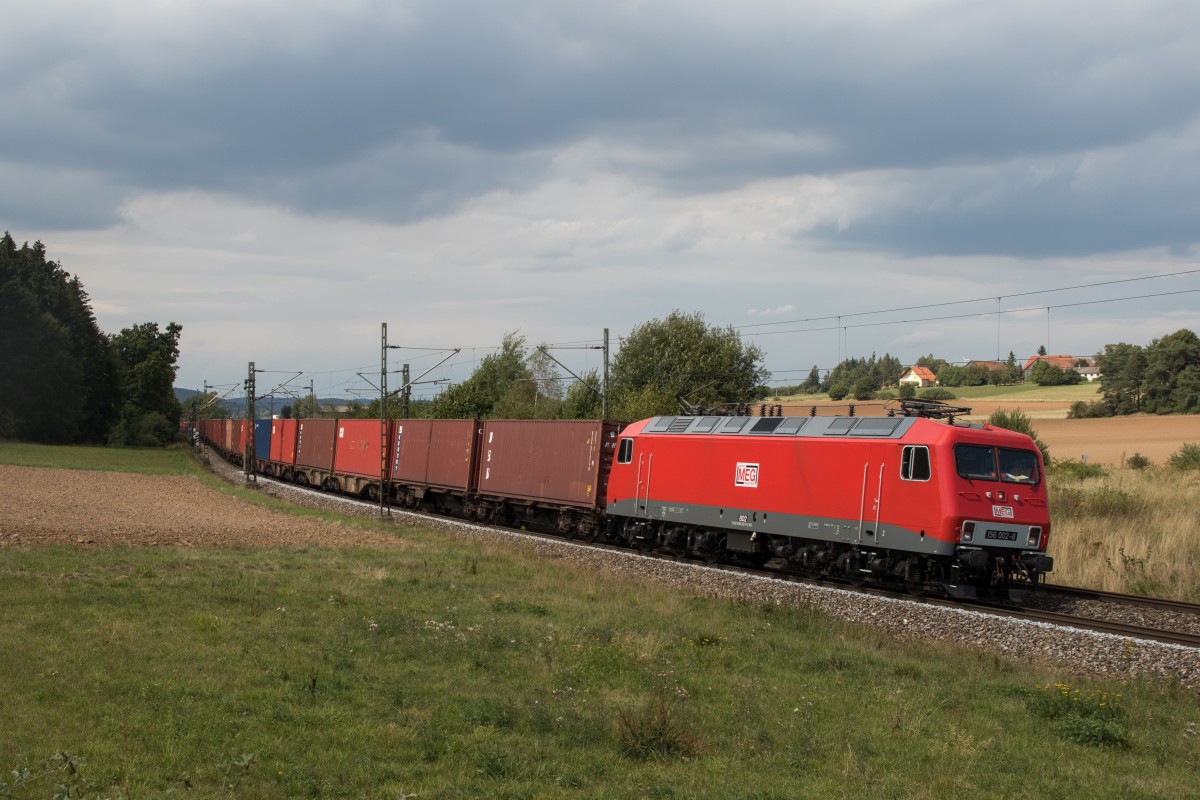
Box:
[0,233,182,445]
[301,311,772,423]
[278,315,1200,423]
[1079,329,1200,416]
[15,225,1187,436]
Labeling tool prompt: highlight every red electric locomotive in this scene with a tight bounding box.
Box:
[604,406,1053,597]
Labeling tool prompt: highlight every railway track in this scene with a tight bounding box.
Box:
[1039,583,1200,616]
[966,597,1200,649]
[218,454,1200,652]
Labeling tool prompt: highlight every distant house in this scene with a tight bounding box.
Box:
[1022,354,1099,380]
[966,360,1008,373]
[898,366,938,388]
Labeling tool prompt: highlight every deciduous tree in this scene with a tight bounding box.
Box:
[609,311,768,417]
[431,332,531,419]
[1096,342,1148,414]
[110,322,183,446]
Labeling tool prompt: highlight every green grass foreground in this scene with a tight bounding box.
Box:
[0,441,201,475]
[1,444,1198,798]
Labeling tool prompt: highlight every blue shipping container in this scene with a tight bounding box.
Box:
[255,418,273,461]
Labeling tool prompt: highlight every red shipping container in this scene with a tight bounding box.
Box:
[270,418,298,468]
[391,419,478,490]
[296,418,337,470]
[475,420,621,509]
[222,419,233,452]
[334,419,390,480]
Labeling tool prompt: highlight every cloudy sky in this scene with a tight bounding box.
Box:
[5,0,1200,398]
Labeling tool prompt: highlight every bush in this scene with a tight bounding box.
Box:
[1050,459,1107,480]
[873,389,897,400]
[852,376,877,401]
[1068,400,1112,419]
[1031,360,1083,386]
[899,383,916,399]
[1125,452,1152,470]
[918,387,957,401]
[827,383,849,401]
[1167,442,1200,472]
[987,408,1050,463]
[110,411,176,447]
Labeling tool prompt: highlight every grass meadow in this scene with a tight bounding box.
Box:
[0,441,201,475]
[1,443,1199,798]
[1047,458,1200,600]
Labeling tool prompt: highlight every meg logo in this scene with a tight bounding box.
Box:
[735,462,760,488]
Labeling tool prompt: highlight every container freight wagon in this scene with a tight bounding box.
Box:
[294,418,337,489]
[389,419,480,514]
[268,418,299,480]
[473,420,623,537]
[332,419,391,498]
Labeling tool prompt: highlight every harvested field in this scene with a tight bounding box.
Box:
[1034,414,1200,466]
[0,464,404,549]
[776,397,1198,466]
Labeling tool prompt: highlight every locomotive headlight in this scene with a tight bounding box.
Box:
[961,521,975,543]
[1028,526,1042,548]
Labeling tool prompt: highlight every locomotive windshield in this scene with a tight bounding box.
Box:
[954,444,1039,485]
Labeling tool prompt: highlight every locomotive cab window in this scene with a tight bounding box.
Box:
[998,448,1039,485]
[954,444,1040,485]
[900,446,931,481]
[617,437,634,464]
[955,444,997,481]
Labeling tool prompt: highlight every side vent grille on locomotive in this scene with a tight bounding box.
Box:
[668,417,693,433]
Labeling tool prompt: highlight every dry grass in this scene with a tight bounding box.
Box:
[1048,466,1200,600]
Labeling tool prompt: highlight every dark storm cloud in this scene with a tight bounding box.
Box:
[3,1,1199,256]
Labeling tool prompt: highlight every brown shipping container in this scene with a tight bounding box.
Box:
[222,419,233,452]
[295,418,337,470]
[335,419,390,480]
[232,420,247,457]
[476,420,621,509]
[391,419,478,490]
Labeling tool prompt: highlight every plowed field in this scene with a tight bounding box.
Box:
[0,465,404,549]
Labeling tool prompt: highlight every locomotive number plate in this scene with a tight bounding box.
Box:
[985,529,1018,541]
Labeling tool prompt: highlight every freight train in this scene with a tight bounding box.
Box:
[198,401,1053,598]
